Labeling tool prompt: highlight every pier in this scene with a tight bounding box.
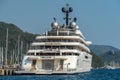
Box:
[0,68,14,76]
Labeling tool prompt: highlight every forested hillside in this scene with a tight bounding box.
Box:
[89,45,120,68]
[0,22,36,59]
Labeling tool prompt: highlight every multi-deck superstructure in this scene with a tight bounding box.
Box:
[15,4,92,74]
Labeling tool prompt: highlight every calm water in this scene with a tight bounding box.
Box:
[0,69,120,80]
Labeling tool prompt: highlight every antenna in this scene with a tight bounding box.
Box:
[53,17,56,22]
[62,4,73,26]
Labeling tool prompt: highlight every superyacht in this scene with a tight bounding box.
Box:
[15,4,92,74]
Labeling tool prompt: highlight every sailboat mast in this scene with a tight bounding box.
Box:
[17,35,20,64]
[1,47,3,66]
[20,41,23,64]
[5,28,8,67]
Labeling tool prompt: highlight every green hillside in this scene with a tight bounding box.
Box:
[0,22,36,64]
[89,45,120,67]
[89,45,119,55]
[90,51,104,68]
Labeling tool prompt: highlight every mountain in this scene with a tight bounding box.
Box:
[90,51,104,68]
[100,50,120,67]
[89,45,120,55]
[89,45,120,67]
[0,22,36,55]
[100,50,120,62]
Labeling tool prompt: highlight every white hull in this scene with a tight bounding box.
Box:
[15,53,92,74]
[14,69,90,75]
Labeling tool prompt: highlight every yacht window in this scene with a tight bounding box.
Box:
[85,56,88,59]
[28,53,34,55]
[75,53,79,56]
[68,53,72,55]
[36,53,40,55]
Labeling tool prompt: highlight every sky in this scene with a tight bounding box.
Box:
[0,0,120,49]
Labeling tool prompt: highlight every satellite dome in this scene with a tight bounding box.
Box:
[76,25,79,29]
[51,22,59,29]
[70,22,76,28]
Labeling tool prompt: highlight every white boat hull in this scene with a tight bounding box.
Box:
[14,53,92,75]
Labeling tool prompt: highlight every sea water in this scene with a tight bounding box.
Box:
[0,69,120,80]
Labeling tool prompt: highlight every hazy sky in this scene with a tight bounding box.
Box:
[0,0,120,49]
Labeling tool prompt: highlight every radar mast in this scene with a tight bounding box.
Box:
[62,4,73,26]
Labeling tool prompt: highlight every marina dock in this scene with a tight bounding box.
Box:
[0,68,14,76]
